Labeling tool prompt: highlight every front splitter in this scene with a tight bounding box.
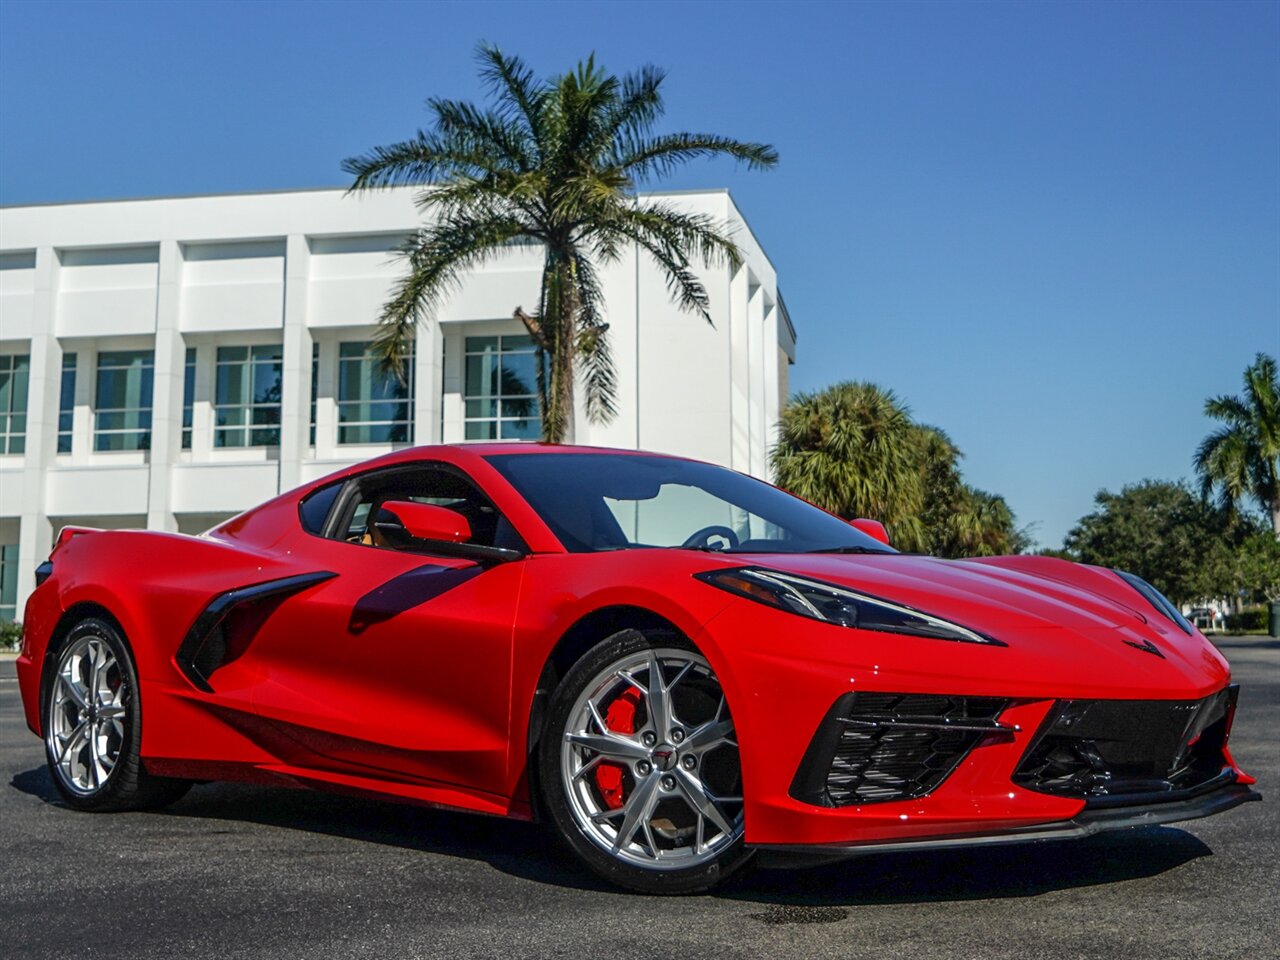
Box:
[753,782,1261,868]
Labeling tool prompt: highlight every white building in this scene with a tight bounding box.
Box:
[0,187,795,619]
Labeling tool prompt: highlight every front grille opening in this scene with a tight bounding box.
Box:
[1012,686,1235,803]
[791,693,1009,807]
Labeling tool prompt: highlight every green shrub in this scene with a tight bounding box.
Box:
[0,620,21,652]
[1224,608,1267,634]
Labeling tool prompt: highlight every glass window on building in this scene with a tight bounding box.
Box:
[94,350,154,451]
[309,342,319,446]
[463,335,541,440]
[0,543,17,622]
[0,354,30,455]
[215,344,283,447]
[337,342,413,444]
[181,347,196,450]
[58,353,76,453]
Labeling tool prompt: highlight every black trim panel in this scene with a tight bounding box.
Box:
[790,692,1011,807]
[754,782,1261,864]
[176,571,337,692]
[838,716,1019,734]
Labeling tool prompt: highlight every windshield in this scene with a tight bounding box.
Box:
[486,452,895,555]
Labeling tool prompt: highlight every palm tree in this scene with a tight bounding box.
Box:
[1194,353,1280,536]
[343,45,777,442]
[771,387,1028,556]
[771,382,928,551]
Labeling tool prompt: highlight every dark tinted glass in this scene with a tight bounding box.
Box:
[486,453,895,555]
[299,483,342,535]
[1116,571,1194,635]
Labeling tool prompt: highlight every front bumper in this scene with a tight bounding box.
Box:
[753,778,1261,864]
[693,598,1246,848]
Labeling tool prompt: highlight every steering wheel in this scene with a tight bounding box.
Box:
[682,525,740,551]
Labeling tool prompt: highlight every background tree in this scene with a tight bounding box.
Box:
[770,383,1025,556]
[772,382,927,550]
[1229,530,1280,604]
[344,45,777,442]
[914,426,1027,557]
[1063,479,1235,604]
[1194,352,1280,535]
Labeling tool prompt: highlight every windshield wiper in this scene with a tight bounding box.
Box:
[809,546,893,555]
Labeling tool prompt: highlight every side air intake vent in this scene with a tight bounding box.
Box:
[176,572,335,692]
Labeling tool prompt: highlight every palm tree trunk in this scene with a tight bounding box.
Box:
[533,252,580,444]
[1271,499,1279,538]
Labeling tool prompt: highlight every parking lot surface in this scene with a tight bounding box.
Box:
[1,637,1276,960]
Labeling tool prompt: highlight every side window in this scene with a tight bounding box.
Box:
[299,482,342,535]
[334,464,525,553]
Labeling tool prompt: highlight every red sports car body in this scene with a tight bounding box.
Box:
[15,444,1259,892]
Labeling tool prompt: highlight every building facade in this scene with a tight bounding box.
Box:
[0,187,795,620]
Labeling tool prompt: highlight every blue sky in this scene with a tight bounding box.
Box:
[1,0,1276,546]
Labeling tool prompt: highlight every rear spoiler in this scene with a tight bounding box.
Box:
[54,525,100,552]
[34,526,101,587]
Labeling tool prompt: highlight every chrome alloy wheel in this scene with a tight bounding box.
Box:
[46,633,128,796]
[560,648,744,870]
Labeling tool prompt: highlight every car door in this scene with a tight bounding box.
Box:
[244,461,525,799]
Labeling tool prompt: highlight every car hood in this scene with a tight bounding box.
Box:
[715,551,1230,694]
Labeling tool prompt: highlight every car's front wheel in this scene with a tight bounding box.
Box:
[43,617,191,812]
[539,630,752,893]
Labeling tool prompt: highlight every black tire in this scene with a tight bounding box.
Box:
[538,629,754,894]
[43,617,191,812]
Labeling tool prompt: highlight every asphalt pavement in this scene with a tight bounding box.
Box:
[1,638,1277,960]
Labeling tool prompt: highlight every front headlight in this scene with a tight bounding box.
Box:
[695,567,1005,646]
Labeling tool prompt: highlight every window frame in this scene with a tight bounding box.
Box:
[181,347,197,450]
[0,542,18,621]
[304,461,527,558]
[462,334,542,441]
[93,349,155,452]
[336,341,415,446]
[213,343,284,449]
[0,353,31,456]
[57,352,76,454]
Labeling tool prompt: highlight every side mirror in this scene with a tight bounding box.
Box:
[850,518,891,546]
[378,501,472,544]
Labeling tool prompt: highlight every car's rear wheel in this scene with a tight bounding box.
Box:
[44,617,191,812]
[539,629,753,893]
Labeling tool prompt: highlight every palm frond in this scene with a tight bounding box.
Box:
[613,224,710,319]
[372,215,529,378]
[342,131,501,192]
[1204,394,1253,428]
[615,132,779,181]
[582,64,666,161]
[594,204,745,322]
[475,43,546,156]
[623,203,744,270]
[427,96,534,172]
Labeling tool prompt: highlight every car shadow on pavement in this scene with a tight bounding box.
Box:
[9,765,612,892]
[11,765,1211,903]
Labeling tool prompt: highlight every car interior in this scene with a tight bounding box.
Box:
[335,466,526,553]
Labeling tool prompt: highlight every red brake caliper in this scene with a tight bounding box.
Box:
[595,686,643,810]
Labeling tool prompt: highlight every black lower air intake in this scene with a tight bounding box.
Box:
[791,692,1011,807]
[1012,685,1237,805]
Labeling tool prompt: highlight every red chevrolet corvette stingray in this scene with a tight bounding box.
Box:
[16,444,1259,893]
